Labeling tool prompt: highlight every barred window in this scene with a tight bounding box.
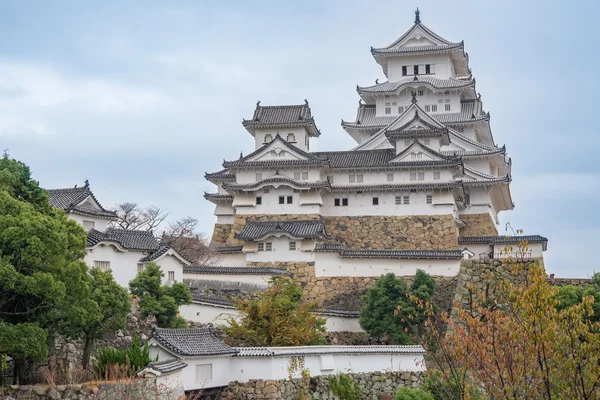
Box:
[426,194,433,204]
[265,242,272,251]
[93,261,110,271]
[168,271,175,281]
[387,173,394,182]
[289,241,296,251]
[434,171,441,180]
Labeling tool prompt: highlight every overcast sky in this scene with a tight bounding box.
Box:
[1,0,598,277]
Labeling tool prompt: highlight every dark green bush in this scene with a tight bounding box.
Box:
[329,374,363,400]
[394,387,434,400]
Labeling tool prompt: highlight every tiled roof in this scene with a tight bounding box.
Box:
[441,146,505,158]
[223,134,326,169]
[372,42,464,56]
[184,265,290,276]
[48,183,117,219]
[312,308,360,317]
[139,244,172,262]
[339,249,463,259]
[236,220,329,240]
[204,193,233,203]
[205,169,235,182]
[330,181,459,192]
[234,345,426,357]
[462,175,510,186]
[222,176,330,191]
[143,360,187,374]
[215,246,243,254]
[342,101,487,130]
[87,228,160,251]
[358,76,473,94]
[314,243,345,252]
[458,235,548,245]
[151,327,238,357]
[242,101,321,136]
[191,294,235,308]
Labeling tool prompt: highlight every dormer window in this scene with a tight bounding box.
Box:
[286,133,296,143]
[418,90,424,96]
[264,134,273,143]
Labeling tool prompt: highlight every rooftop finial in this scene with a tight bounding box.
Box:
[411,90,417,104]
[239,151,243,159]
[415,8,421,24]
[304,98,308,105]
[256,100,261,107]
[84,179,89,187]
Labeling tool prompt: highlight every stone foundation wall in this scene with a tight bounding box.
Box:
[0,380,169,400]
[212,223,233,244]
[219,371,424,400]
[323,215,458,250]
[459,213,498,236]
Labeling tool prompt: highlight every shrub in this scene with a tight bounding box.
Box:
[93,334,155,380]
[329,373,363,400]
[394,387,434,400]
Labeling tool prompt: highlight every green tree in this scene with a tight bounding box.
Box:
[0,155,89,383]
[60,268,131,369]
[129,262,192,328]
[555,272,600,323]
[359,270,435,344]
[223,277,326,346]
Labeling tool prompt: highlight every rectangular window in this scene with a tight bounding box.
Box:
[398,106,404,114]
[265,242,272,251]
[195,364,212,383]
[418,90,424,96]
[279,196,285,204]
[93,261,110,271]
[456,127,465,133]
[387,173,394,182]
[294,172,301,180]
[349,175,356,183]
[302,171,309,180]
[83,220,95,230]
[372,197,379,205]
[395,196,402,205]
[289,241,296,251]
[258,242,264,251]
[342,198,349,206]
[445,98,450,103]
[334,198,340,207]
[410,172,417,181]
[392,102,397,106]
[445,104,451,111]
[357,174,363,183]
[263,188,270,193]
[414,65,419,75]
[425,105,431,112]
[256,173,262,181]
[425,64,431,74]
[418,172,425,181]
[137,263,145,273]
[426,194,433,204]
[423,139,430,145]
[402,66,407,76]
[434,171,441,180]
[403,195,410,204]
[327,175,334,183]
[405,139,411,146]
[287,196,293,204]
[431,104,437,112]
[385,107,391,115]
[256,196,262,205]
[168,271,175,281]
[438,99,443,103]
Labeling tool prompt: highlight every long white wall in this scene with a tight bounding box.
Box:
[68,213,110,232]
[387,54,454,81]
[314,252,460,277]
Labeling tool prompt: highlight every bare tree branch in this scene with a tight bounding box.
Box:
[111,203,169,231]
[161,217,219,265]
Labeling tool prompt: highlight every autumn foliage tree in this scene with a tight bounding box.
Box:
[223,278,326,346]
[424,264,600,400]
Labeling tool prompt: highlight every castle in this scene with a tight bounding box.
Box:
[203,9,547,290]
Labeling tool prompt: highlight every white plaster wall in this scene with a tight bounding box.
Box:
[387,54,453,81]
[68,213,109,232]
[239,187,321,215]
[324,169,454,187]
[216,253,247,268]
[462,244,492,259]
[375,89,461,118]
[179,357,233,391]
[315,252,460,277]
[493,242,544,259]
[179,303,238,325]
[321,191,455,217]
[216,215,235,224]
[321,316,363,333]
[84,245,184,288]
[155,370,185,399]
[245,236,315,263]
[214,203,234,216]
[253,127,310,151]
[236,168,322,184]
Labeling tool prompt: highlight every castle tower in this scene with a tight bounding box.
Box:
[203,10,546,302]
